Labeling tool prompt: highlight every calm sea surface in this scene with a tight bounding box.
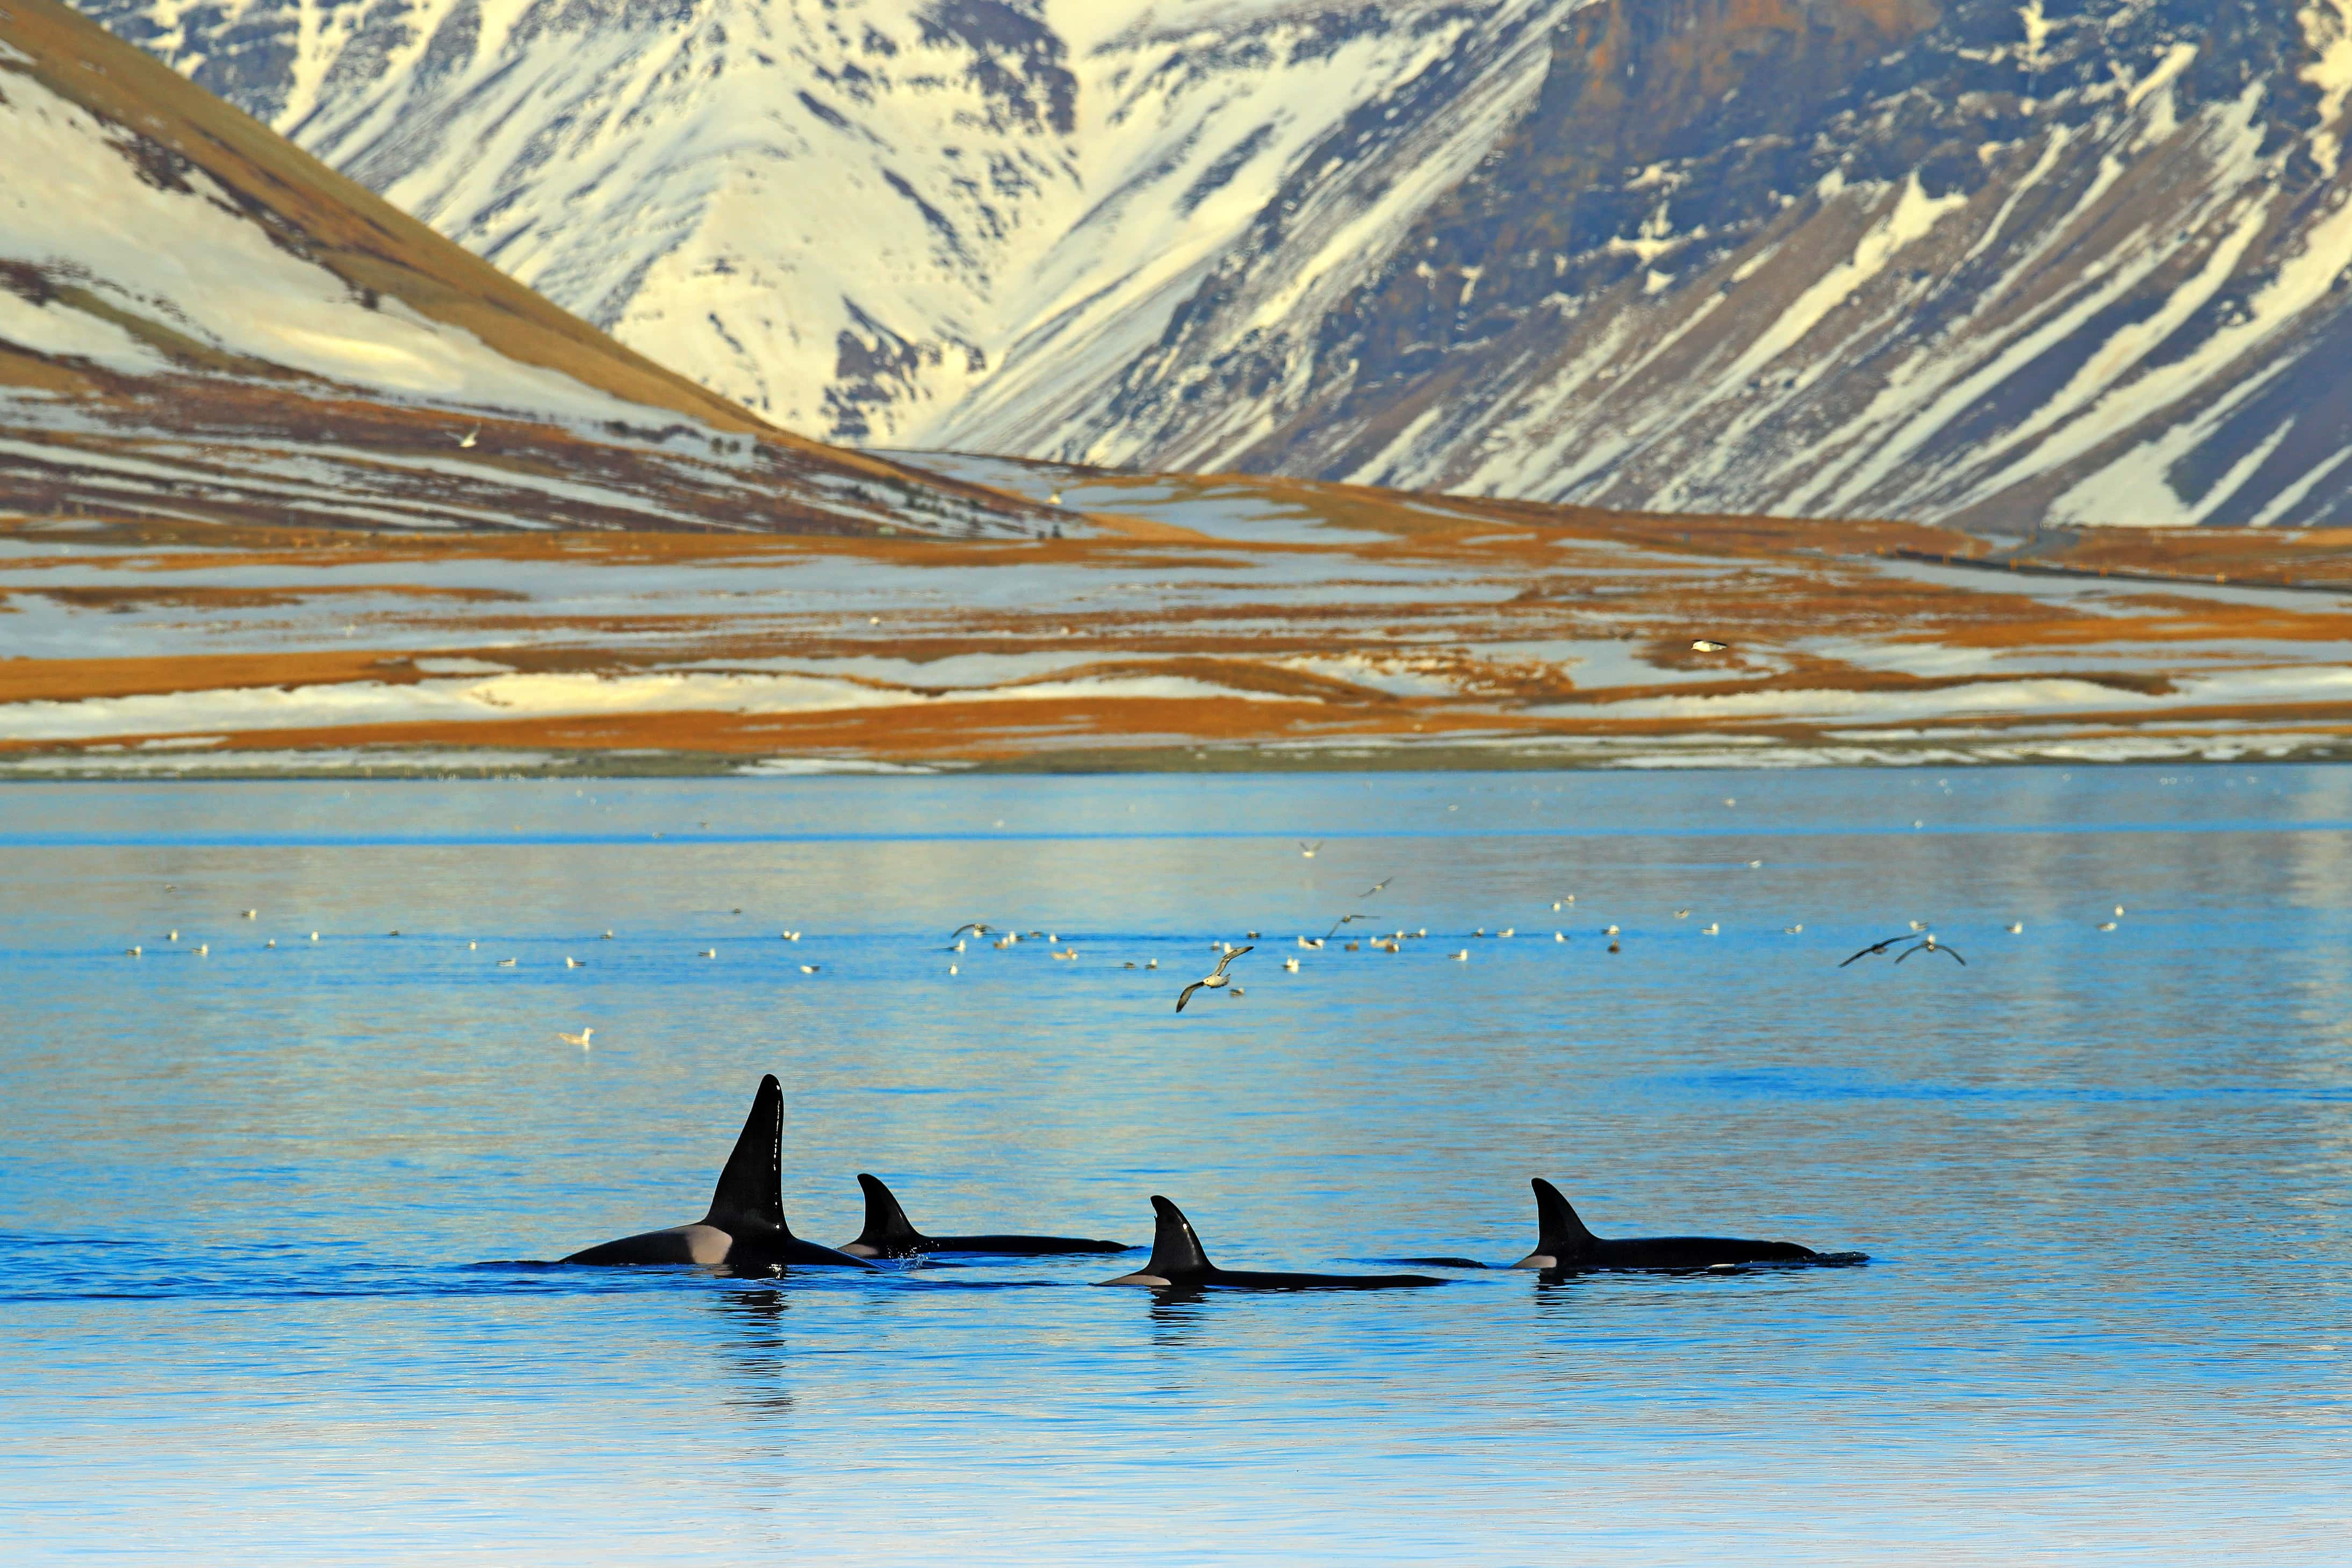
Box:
[1,767,2347,1564]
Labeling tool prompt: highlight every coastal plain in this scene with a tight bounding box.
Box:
[12,456,2352,774]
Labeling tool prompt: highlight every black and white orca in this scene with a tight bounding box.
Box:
[1097,1195,1444,1290]
[560,1075,874,1271]
[1511,1177,1861,1272]
[839,1173,1130,1258]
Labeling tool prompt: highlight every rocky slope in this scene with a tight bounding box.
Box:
[68,0,2352,530]
[1,0,1052,536]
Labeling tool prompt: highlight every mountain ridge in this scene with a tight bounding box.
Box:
[2,0,1056,536]
[68,0,2352,529]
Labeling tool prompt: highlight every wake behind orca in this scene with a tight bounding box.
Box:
[839,1173,1131,1258]
[559,1075,874,1271]
[1098,1196,1445,1291]
[1511,1177,1865,1272]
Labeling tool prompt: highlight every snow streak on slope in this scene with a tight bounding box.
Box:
[78,0,2352,528]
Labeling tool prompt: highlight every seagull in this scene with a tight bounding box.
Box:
[2097,920,2117,932]
[126,945,142,956]
[1124,961,1137,969]
[1748,860,1764,869]
[1283,957,1300,972]
[781,931,801,941]
[1691,638,1730,652]
[1701,923,1719,936]
[1297,936,1325,950]
[1555,932,1566,942]
[1896,934,1965,966]
[948,939,967,953]
[265,939,276,948]
[1674,909,1691,920]
[2007,922,2024,934]
[1785,924,1803,935]
[949,922,992,940]
[601,930,614,940]
[1451,950,1469,961]
[241,910,257,919]
[565,956,582,968]
[195,944,208,955]
[498,958,517,968]
[467,941,478,951]
[1146,959,1158,970]
[1299,841,1322,858]
[558,1028,593,1048]
[167,930,178,942]
[1359,877,1393,898]
[1909,920,1928,932]
[1324,912,1372,940]
[801,964,820,974]
[1839,934,1911,966]
[457,427,479,449]
[2113,905,2126,918]
[1499,927,1514,938]
[310,933,319,942]
[1052,948,1077,960]
[949,965,959,975]
[699,949,717,959]
[1604,924,1620,936]
[1176,946,1251,1012]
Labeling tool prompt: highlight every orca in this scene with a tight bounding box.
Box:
[1097,1196,1445,1290]
[1512,1177,1859,1272]
[838,1173,1130,1257]
[561,1075,874,1270]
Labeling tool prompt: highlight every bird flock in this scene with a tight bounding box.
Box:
[118,855,2142,1048]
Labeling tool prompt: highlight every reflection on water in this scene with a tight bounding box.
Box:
[1,767,2349,1564]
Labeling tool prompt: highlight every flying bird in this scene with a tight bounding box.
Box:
[1324,912,1373,940]
[1176,946,1251,1012]
[1359,876,1393,898]
[949,922,992,940]
[457,427,479,449]
[1839,934,1912,967]
[1299,841,1322,858]
[1895,934,1965,965]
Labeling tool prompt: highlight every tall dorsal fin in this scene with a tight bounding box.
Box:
[853,1174,925,1250]
[1142,1195,1214,1277]
[1531,1177,1596,1262]
[703,1075,788,1233]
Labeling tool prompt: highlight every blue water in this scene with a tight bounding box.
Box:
[1,767,2346,1563]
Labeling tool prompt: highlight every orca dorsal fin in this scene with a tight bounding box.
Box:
[853,1173,926,1250]
[703,1075,788,1233]
[1143,1195,1214,1277]
[1531,1177,1597,1262]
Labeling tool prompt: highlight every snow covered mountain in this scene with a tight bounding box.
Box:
[71,0,2352,529]
[2,0,1048,536]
